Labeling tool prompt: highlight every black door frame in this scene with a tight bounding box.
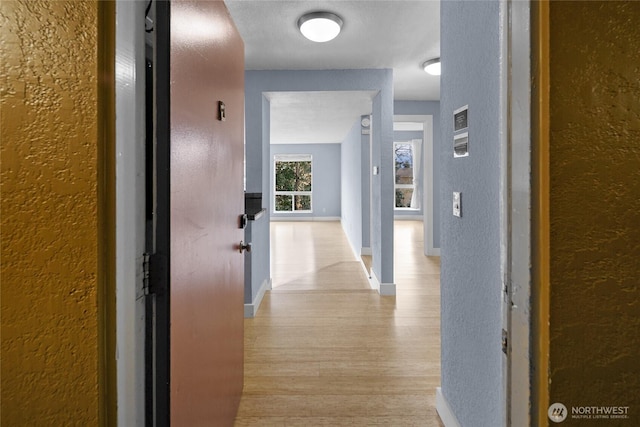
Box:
[145,1,170,425]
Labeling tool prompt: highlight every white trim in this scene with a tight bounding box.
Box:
[360,247,372,256]
[273,153,312,162]
[115,1,146,425]
[340,219,364,261]
[369,268,380,291]
[394,214,424,220]
[436,387,462,427]
[341,220,362,262]
[499,1,511,426]
[358,257,372,279]
[426,247,441,257]
[504,0,534,424]
[379,282,396,296]
[270,216,341,222]
[393,121,424,131]
[369,269,396,296]
[244,278,272,318]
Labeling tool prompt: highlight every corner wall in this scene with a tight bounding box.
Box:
[341,119,363,254]
[547,2,640,423]
[1,1,103,424]
[439,1,503,425]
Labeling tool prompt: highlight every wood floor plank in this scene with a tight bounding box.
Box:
[242,375,441,395]
[238,394,436,418]
[235,221,442,426]
[235,415,444,427]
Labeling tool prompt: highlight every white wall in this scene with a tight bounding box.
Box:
[115,0,146,424]
[341,119,363,255]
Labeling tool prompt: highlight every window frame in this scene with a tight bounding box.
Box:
[393,141,418,210]
[273,154,313,213]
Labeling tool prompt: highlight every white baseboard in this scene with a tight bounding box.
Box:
[380,282,396,296]
[369,270,396,296]
[426,247,441,257]
[369,269,380,291]
[394,214,424,220]
[270,216,340,222]
[340,220,363,262]
[358,259,371,278]
[436,387,461,427]
[244,278,272,318]
[360,247,372,256]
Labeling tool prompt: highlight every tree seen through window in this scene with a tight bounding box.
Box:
[274,156,312,212]
[394,143,414,208]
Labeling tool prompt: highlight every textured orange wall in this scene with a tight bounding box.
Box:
[549,1,640,424]
[1,1,101,424]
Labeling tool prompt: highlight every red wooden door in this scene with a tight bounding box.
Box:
[169,1,245,424]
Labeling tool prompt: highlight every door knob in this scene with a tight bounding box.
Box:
[239,241,252,254]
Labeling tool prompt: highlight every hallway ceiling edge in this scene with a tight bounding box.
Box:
[225,0,441,143]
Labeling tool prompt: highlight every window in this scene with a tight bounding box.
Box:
[274,154,312,212]
[394,142,416,209]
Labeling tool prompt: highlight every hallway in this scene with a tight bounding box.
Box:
[235,221,443,426]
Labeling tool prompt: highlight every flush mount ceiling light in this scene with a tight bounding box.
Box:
[422,58,441,76]
[298,12,343,43]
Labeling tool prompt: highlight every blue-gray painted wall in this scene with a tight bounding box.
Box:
[243,80,271,310]
[270,144,342,219]
[244,215,269,304]
[440,1,503,426]
[371,89,395,285]
[341,119,363,254]
[361,123,371,250]
[244,70,395,301]
[394,101,441,248]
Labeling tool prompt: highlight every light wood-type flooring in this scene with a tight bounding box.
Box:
[234,221,443,426]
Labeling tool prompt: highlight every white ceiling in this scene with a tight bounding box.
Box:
[267,91,377,144]
[225,0,440,143]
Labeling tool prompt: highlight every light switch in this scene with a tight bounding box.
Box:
[373,166,379,175]
[453,192,461,217]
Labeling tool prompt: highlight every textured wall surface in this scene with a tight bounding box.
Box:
[0,1,100,424]
[548,2,640,423]
[439,1,503,425]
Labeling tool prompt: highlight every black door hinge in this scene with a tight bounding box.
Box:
[143,252,167,296]
[502,328,508,355]
[143,253,153,295]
